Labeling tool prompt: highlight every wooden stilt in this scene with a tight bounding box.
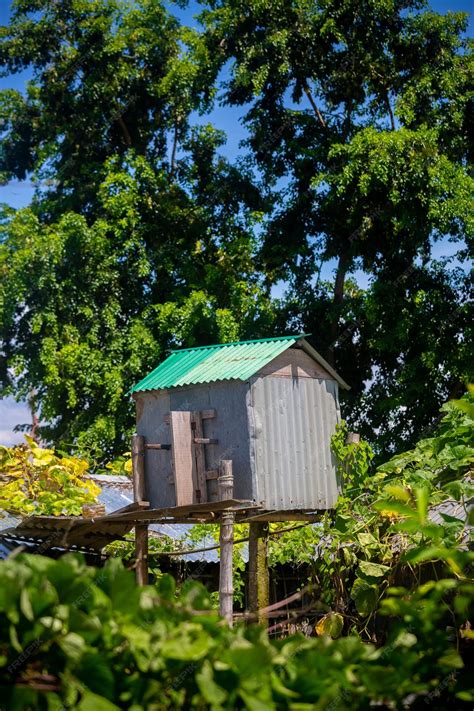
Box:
[135,524,149,586]
[132,434,146,502]
[132,434,148,586]
[248,521,269,625]
[218,460,234,625]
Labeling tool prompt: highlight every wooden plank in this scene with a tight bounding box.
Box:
[0,502,262,540]
[106,501,149,515]
[144,443,171,450]
[205,469,218,480]
[103,499,260,522]
[256,348,334,380]
[170,410,195,506]
[132,434,146,503]
[241,510,323,522]
[192,411,207,503]
[164,408,216,424]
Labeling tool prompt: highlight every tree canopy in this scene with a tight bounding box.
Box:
[0,0,472,457]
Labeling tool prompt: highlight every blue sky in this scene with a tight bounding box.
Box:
[0,0,471,444]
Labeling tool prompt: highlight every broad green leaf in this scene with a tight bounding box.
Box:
[195,660,227,706]
[415,487,429,525]
[76,652,115,699]
[372,501,416,517]
[315,612,344,639]
[351,579,378,616]
[76,691,120,711]
[384,485,411,502]
[157,574,176,601]
[357,561,390,579]
[20,589,34,621]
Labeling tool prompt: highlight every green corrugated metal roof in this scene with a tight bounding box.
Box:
[131,334,309,393]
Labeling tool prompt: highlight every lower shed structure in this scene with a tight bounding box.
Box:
[131,334,349,513]
[127,333,350,622]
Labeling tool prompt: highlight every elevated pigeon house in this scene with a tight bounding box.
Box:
[131,335,349,512]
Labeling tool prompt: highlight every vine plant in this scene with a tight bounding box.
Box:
[184,390,474,643]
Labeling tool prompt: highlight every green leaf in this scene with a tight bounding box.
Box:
[384,485,411,502]
[59,632,86,663]
[357,561,390,579]
[372,501,415,517]
[415,487,429,525]
[195,660,227,706]
[438,648,464,669]
[76,691,120,711]
[161,626,212,661]
[76,652,115,700]
[316,612,344,639]
[157,574,176,601]
[20,589,34,621]
[239,690,276,711]
[357,532,379,548]
[351,579,378,616]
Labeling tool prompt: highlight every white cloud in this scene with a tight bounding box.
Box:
[0,397,31,446]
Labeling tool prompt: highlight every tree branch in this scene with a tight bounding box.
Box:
[327,251,350,366]
[385,91,395,131]
[116,115,132,146]
[170,115,179,180]
[303,82,326,128]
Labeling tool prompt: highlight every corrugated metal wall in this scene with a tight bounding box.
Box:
[248,376,340,510]
[135,363,341,511]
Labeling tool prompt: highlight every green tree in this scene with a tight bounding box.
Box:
[0,0,273,457]
[1,0,472,457]
[194,0,473,452]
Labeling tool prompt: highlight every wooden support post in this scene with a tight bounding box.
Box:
[218,460,234,625]
[218,460,233,502]
[248,521,269,626]
[135,524,149,586]
[132,434,148,586]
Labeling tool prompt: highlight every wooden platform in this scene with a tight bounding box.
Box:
[0,500,325,553]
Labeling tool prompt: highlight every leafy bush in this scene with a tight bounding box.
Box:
[0,553,472,710]
[0,436,100,516]
[185,392,473,641]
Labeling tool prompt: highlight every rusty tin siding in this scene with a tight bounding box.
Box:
[248,375,341,510]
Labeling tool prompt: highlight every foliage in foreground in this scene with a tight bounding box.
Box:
[264,392,474,640]
[0,552,472,711]
[179,393,473,644]
[1,393,473,709]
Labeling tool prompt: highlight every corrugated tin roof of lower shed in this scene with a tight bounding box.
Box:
[131,334,349,393]
[0,475,219,563]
